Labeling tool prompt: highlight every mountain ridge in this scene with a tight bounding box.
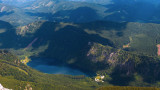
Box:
[0,0,159,89]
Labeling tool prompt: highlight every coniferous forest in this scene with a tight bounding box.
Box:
[0,0,160,90]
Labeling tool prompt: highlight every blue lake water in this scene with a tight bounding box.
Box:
[27,58,86,76]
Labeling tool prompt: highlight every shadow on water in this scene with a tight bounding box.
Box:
[24,20,128,75]
[28,57,88,76]
[0,19,128,76]
[1,19,159,83]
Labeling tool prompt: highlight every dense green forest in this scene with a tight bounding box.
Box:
[98,86,160,90]
[1,0,160,89]
[0,14,160,89]
[1,44,160,89]
[0,50,100,89]
[1,47,160,89]
[0,20,159,89]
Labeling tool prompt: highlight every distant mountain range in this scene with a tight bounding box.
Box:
[0,0,159,26]
[69,0,112,4]
[0,0,160,89]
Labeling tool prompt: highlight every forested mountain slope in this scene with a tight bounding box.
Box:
[7,20,160,87]
[0,0,160,89]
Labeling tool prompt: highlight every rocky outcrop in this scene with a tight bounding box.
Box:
[87,43,115,63]
[24,84,32,90]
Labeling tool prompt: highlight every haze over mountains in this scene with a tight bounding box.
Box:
[0,0,160,89]
[0,0,160,26]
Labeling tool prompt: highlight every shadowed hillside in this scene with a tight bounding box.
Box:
[14,20,160,74]
[0,0,160,89]
[104,0,160,23]
[0,20,18,48]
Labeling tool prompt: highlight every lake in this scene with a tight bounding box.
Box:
[27,58,87,76]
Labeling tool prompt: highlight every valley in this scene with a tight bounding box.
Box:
[0,0,159,90]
